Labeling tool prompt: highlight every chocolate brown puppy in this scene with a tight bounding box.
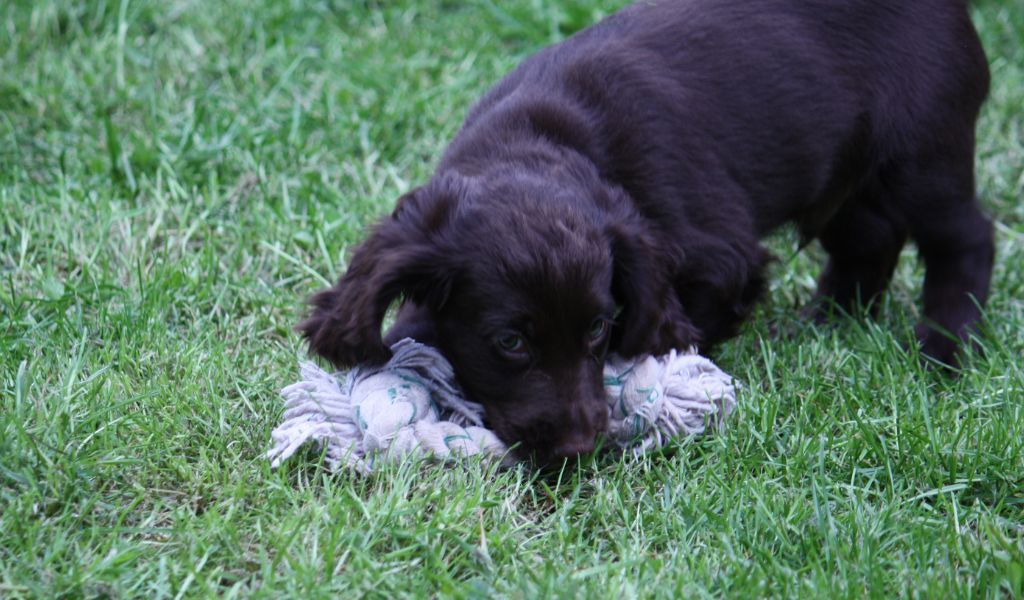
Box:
[301,0,993,463]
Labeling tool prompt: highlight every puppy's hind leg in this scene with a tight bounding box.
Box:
[896,158,994,367]
[809,188,908,321]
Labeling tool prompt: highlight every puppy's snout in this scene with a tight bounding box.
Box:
[550,400,608,460]
[552,434,597,460]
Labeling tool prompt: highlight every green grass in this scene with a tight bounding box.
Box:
[2,0,1022,597]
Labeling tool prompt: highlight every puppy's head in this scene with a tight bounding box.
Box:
[299,172,695,464]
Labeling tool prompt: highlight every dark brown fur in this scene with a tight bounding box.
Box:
[300,0,993,463]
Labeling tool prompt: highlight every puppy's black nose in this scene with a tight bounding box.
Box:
[551,434,597,460]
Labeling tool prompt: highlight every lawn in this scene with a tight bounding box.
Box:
[1,0,1022,597]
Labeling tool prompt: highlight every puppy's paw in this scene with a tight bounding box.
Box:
[799,297,835,326]
[915,324,962,373]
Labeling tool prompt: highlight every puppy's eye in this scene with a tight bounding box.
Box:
[589,318,608,341]
[496,333,528,356]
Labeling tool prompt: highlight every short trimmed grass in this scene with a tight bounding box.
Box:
[2,0,1022,597]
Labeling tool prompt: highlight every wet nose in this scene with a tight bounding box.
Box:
[552,432,597,460]
[556,396,609,459]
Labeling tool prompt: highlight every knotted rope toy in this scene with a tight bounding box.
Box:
[267,339,738,473]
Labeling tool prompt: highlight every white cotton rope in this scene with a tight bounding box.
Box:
[266,338,738,473]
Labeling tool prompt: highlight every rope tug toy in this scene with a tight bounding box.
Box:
[267,339,738,473]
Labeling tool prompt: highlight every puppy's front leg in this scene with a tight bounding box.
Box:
[383,302,438,347]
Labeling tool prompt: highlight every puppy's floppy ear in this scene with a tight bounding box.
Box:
[298,176,466,366]
[608,216,699,357]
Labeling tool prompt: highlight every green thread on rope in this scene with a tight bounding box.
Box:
[355,405,368,432]
[604,363,635,387]
[443,433,474,449]
[639,387,658,403]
